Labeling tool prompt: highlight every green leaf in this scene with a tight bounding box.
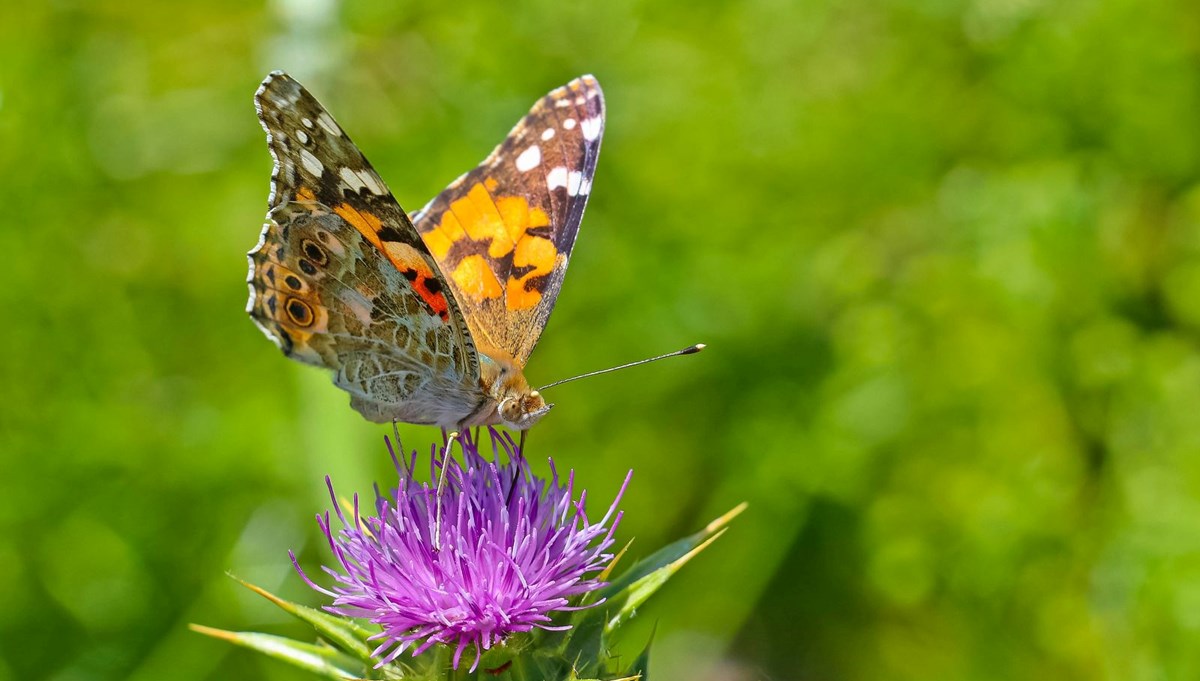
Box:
[563,504,744,674]
[189,624,365,680]
[602,504,745,612]
[622,633,653,681]
[601,503,743,633]
[517,644,573,681]
[231,575,377,663]
[561,610,606,677]
[473,633,532,677]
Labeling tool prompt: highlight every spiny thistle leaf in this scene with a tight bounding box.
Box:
[623,634,653,681]
[564,672,641,681]
[231,575,376,662]
[603,528,726,632]
[189,624,363,680]
[603,504,745,605]
[469,633,531,678]
[564,503,745,669]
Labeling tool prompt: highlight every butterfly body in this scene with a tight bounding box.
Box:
[247,72,602,430]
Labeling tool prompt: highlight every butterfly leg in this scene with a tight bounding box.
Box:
[505,429,530,507]
[391,418,403,454]
[432,429,461,551]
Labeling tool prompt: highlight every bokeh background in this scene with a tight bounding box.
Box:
[5,0,1200,679]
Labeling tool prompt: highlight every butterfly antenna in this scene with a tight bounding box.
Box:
[538,344,706,391]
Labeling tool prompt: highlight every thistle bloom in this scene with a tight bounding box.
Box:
[293,428,629,671]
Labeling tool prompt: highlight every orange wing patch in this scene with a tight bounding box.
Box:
[496,195,550,244]
[507,237,556,310]
[381,241,451,321]
[451,254,504,300]
[333,202,386,250]
[459,185,508,252]
[424,183,551,260]
[327,201,451,321]
[422,211,461,260]
[421,182,555,311]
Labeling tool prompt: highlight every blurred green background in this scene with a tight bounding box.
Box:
[5,0,1200,679]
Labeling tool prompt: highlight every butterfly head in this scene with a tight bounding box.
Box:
[498,390,552,430]
[480,351,553,430]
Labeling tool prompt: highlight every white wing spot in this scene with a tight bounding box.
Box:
[541,128,555,141]
[579,177,592,195]
[340,166,365,191]
[563,118,577,130]
[296,129,309,144]
[567,170,583,196]
[317,112,341,137]
[516,145,541,172]
[575,95,586,105]
[300,149,324,176]
[581,116,602,141]
[555,98,572,108]
[301,117,314,129]
[339,167,385,195]
[547,166,568,191]
[362,172,385,195]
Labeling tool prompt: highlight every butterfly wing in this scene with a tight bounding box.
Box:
[411,75,604,366]
[247,72,481,425]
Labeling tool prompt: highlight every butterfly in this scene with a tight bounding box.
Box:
[247,72,604,432]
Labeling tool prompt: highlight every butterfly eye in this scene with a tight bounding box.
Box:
[285,298,315,327]
[301,239,328,266]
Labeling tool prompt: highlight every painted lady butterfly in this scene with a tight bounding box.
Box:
[247,72,603,432]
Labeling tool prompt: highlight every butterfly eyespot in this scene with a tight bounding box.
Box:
[298,259,318,275]
[284,274,303,290]
[301,239,328,265]
[285,298,315,326]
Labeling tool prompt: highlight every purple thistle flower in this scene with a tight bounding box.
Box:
[291,427,630,672]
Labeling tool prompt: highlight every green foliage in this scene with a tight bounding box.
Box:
[4,0,1200,679]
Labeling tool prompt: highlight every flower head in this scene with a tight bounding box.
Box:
[293,428,629,671]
